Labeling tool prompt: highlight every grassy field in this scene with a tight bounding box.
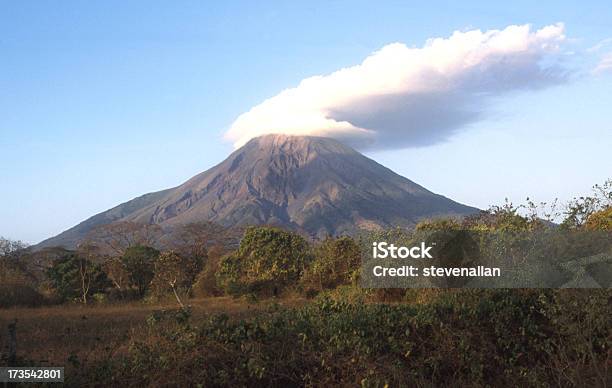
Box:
[0,297,305,368]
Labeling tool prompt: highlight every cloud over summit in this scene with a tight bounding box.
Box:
[225,24,568,150]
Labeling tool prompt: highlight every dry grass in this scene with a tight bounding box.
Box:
[0,296,306,367]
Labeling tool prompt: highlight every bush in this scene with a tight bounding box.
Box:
[416,218,461,231]
[585,207,612,231]
[150,251,202,301]
[47,253,109,303]
[302,236,361,292]
[122,245,160,297]
[216,227,312,296]
[0,282,44,308]
[0,247,44,307]
[74,289,610,387]
[193,245,227,297]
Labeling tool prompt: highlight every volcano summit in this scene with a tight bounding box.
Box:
[38,135,478,248]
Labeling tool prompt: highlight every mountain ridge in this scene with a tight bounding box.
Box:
[36,134,478,249]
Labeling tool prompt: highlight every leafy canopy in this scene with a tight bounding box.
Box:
[47,252,108,302]
[121,245,160,296]
[217,227,312,295]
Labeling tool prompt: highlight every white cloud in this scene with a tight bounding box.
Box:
[587,37,612,53]
[225,23,569,150]
[593,52,612,74]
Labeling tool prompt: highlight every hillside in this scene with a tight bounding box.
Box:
[37,135,478,248]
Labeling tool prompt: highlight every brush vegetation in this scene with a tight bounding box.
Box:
[0,180,611,386]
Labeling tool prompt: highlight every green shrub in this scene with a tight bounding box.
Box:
[302,236,361,292]
[122,245,160,297]
[150,251,202,299]
[216,227,312,296]
[47,253,109,303]
[585,207,612,231]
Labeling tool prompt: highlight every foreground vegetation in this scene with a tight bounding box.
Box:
[2,290,607,387]
[0,179,610,386]
[94,289,609,387]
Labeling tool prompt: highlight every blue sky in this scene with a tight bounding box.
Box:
[1,1,611,243]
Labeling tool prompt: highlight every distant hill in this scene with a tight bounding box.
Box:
[36,134,478,249]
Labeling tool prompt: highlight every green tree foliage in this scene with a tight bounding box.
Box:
[463,200,531,232]
[585,207,612,231]
[47,253,108,303]
[562,178,612,229]
[150,251,202,305]
[216,252,243,295]
[121,245,160,297]
[302,236,361,291]
[169,223,240,298]
[415,218,462,231]
[217,227,312,296]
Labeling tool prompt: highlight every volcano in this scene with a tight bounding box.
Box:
[37,135,478,248]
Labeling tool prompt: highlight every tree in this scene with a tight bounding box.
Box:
[150,251,202,307]
[86,222,163,256]
[168,222,239,260]
[102,257,130,294]
[416,218,462,232]
[216,227,312,296]
[0,238,33,282]
[462,200,531,232]
[47,253,108,303]
[75,243,105,303]
[561,196,600,229]
[121,245,160,297]
[216,252,244,295]
[562,179,612,229]
[193,244,228,297]
[584,207,612,231]
[303,236,361,290]
[0,243,42,307]
[0,237,28,257]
